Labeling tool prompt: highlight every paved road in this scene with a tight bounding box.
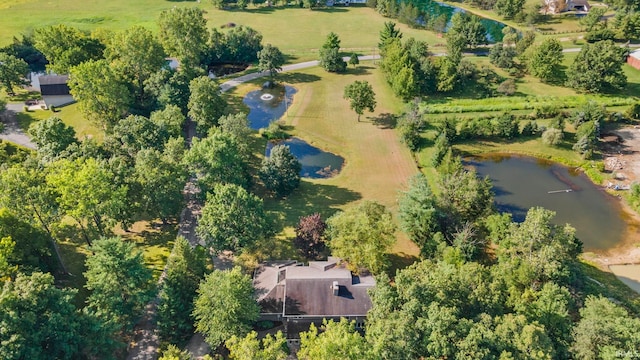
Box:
[218,55,379,92]
[0,109,35,149]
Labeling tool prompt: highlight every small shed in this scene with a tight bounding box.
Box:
[38,75,70,96]
[628,49,640,70]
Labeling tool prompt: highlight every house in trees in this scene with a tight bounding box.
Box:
[253,257,375,345]
[544,0,590,13]
[628,49,640,70]
[38,75,70,96]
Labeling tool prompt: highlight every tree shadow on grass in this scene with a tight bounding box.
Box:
[388,252,419,275]
[368,113,397,129]
[278,72,322,84]
[265,181,362,232]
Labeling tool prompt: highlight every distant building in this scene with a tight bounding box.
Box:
[38,75,70,96]
[544,0,590,14]
[253,257,375,346]
[628,49,640,70]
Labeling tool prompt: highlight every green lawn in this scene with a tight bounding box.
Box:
[0,2,443,62]
[15,103,103,141]
[225,62,421,264]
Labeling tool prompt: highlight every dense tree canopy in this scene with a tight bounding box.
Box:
[196,183,271,253]
[28,117,78,162]
[84,237,154,337]
[294,213,327,260]
[326,201,396,274]
[0,52,29,96]
[193,267,260,348]
[157,7,208,71]
[566,40,627,93]
[0,272,85,360]
[226,331,288,360]
[33,24,104,73]
[527,38,564,83]
[188,76,227,133]
[260,144,301,197]
[68,59,132,130]
[298,319,369,360]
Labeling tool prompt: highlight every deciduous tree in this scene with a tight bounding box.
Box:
[0,272,85,360]
[158,8,208,72]
[188,76,227,133]
[566,40,627,93]
[33,24,104,73]
[526,38,564,83]
[226,331,288,360]
[298,319,369,360]
[319,32,346,73]
[193,267,260,348]
[343,80,376,122]
[28,117,78,162]
[326,201,396,274]
[68,59,131,130]
[0,52,29,96]
[294,213,327,260]
[196,183,271,253]
[84,237,154,336]
[257,44,285,80]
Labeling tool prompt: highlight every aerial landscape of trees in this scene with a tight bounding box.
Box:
[0,0,640,358]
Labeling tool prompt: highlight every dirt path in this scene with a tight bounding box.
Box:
[586,126,640,269]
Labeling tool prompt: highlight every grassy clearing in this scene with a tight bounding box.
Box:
[224,62,421,264]
[0,2,442,61]
[579,260,640,313]
[15,103,103,141]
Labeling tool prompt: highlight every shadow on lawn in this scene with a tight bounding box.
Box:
[265,181,362,231]
[278,72,321,84]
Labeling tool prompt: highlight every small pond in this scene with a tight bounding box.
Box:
[467,154,628,251]
[403,0,505,42]
[266,137,344,179]
[243,85,297,130]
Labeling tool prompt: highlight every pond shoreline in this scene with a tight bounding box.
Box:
[467,151,640,271]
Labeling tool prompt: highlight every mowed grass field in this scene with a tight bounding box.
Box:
[225,62,421,263]
[0,1,443,60]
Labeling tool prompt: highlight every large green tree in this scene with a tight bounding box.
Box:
[193,267,260,348]
[326,201,396,274]
[188,76,227,133]
[68,59,132,130]
[0,52,29,96]
[135,147,187,224]
[33,24,104,73]
[0,272,85,360]
[84,237,154,336]
[157,7,208,72]
[572,296,640,359]
[105,26,166,105]
[260,144,301,197]
[150,105,186,139]
[46,158,128,245]
[28,117,78,162]
[494,0,526,18]
[184,130,249,192]
[196,183,271,253]
[398,174,441,258]
[107,114,168,158]
[257,44,285,80]
[319,32,346,73]
[157,237,209,345]
[343,80,376,122]
[379,21,403,52]
[298,319,369,360]
[527,38,564,83]
[566,40,627,93]
[226,331,288,360]
[0,208,51,274]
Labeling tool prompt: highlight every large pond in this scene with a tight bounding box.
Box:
[467,155,628,251]
[404,0,505,42]
[243,85,297,130]
[266,137,344,179]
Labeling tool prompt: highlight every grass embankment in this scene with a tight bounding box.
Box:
[224,62,421,266]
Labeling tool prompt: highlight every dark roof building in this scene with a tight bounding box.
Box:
[253,257,375,343]
[38,75,70,96]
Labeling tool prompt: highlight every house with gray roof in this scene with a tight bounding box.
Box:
[253,257,375,345]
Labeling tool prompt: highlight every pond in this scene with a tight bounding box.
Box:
[266,137,345,179]
[467,154,628,251]
[404,0,505,42]
[243,85,297,130]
